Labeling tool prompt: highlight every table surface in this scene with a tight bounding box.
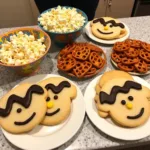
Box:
[1,16,150,150]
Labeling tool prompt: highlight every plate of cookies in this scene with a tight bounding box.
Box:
[84,70,150,140]
[111,39,150,75]
[57,43,107,78]
[0,74,85,150]
[85,17,130,44]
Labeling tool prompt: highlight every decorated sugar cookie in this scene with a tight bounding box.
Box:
[98,70,133,89]
[95,78,150,127]
[39,77,77,126]
[91,17,127,40]
[0,83,47,134]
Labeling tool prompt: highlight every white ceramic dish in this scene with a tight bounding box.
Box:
[111,59,150,76]
[84,74,150,141]
[85,21,130,45]
[2,74,85,150]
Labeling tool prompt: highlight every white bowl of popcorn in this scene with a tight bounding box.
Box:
[0,28,51,76]
[38,6,88,46]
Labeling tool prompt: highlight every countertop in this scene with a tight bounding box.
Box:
[1,16,150,150]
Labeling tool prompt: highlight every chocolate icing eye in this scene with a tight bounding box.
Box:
[121,100,126,105]
[17,108,22,113]
[54,95,58,100]
[46,97,50,102]
[110,25,113,28]
[128,96,133,101]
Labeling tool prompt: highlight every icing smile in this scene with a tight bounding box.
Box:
[14,112,36,125]
[127,108,144,119]
[46,108,60,116]
[97,29,113,35]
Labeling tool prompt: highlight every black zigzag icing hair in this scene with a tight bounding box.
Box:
[99,81,142,104]
[45,81,71,94]
[93,18,125,28]
[0,85,44,117]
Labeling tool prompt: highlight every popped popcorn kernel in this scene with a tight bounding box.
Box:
[0,31,46,66]
[38,6,86,33]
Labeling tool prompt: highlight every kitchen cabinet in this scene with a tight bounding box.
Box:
[95,0,135,18]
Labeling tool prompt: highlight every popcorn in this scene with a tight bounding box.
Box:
[0,31,46,66]
[38,6,86,33]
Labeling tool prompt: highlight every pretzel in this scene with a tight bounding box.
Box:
[72,47,91,60]
[121,57,139,65]
[89,52,104,68]
[141,42,150,52]
[113,42,130,52]
[86,43,103,53]
[58,43,88,58]
[73,61,92,78]
[58,44,76,59]
[111,52,125,63]
[125,39,141,48]
[57,56,76,71]
[118,63,134,72]
[57,42,106,78]
[71,43,88,51]
[86,67,97,75]
[139,49,150,63]
[134,59,148,73]
[146,62,150,68]
[124,47,139,58]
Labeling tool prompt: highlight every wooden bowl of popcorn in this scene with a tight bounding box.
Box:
[0,28,51,76]
[38,6,88,47]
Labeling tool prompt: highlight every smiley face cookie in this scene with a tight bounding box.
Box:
[39,77,77,126]
[97,70,133,90]
[0,83,47,134]
[96,78,150,127]
[91,17,127,40]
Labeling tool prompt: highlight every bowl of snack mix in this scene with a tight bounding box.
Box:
[38,6,88,46]
[0,28,51,76]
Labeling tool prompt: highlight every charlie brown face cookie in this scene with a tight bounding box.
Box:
[0,83,47,134]
[96,78,150,127]
[39,77,77,126]
[98,70,133,89]
[91,17,127,40]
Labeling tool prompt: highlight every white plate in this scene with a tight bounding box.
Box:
[84,75,150,141]
[2,74,85,150]
[85,21,130,45]
[111,59,150,76]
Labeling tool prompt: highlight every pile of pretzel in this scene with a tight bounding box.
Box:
[111,39,150,73]
[57,43,106,78]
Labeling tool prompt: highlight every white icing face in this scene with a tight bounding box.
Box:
[91,17,126,39]
[39,77,77,126]
[98,78,150,127]
[0,84,47,134]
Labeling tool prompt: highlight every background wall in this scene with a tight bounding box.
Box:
[0,0,39,28]
[0,0,134,28]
